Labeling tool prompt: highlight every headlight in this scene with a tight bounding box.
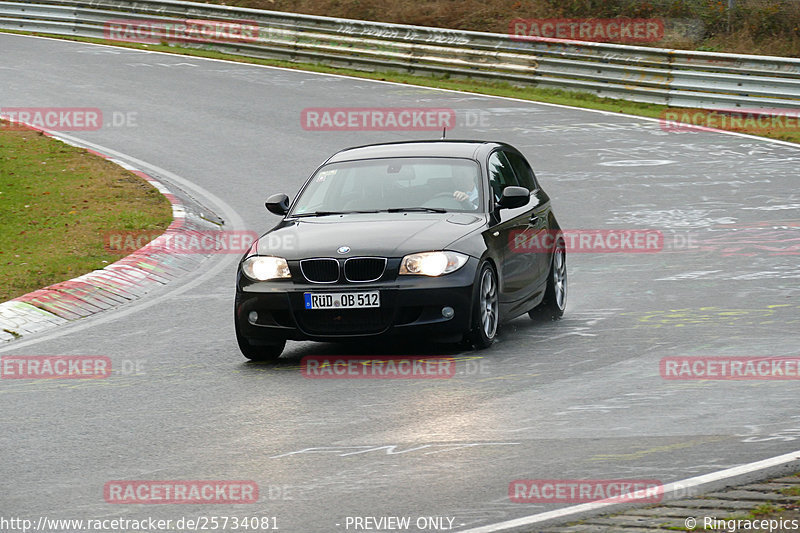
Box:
[242,256,291,281]
[399,251,468,277]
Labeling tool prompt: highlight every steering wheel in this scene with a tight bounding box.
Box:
[422,192,474,210]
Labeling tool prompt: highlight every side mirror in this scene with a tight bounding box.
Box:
[265,193,290,216]
[497,186,529,210]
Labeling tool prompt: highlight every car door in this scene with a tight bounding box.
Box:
[504,149,552,289]
[486,150,540,307]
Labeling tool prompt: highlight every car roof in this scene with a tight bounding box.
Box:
[325,140,511,163]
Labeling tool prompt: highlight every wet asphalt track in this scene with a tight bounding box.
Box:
[1,33,799,532]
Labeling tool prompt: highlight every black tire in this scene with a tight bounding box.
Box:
[465,261,499,349]
[529,237,567,321]
[235,321,285,362]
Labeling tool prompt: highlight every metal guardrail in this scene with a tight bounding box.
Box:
[2,0,799,111]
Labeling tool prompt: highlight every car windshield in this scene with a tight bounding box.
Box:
[290,157,482,216]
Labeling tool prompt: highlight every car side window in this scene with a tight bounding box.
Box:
[504,151,538,191]
[487,151,519,203]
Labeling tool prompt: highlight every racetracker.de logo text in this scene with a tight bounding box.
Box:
[510,229,664,253]
[301,356,456,379]
[104,19,260,44]
[301,108,456,131]
[510,18,664,43]
[103,230,259,254]
[1,356,111,379]
[509,479,663,503]
[0,107,102,131]
[661,357,800,380]
[104,481,259,504]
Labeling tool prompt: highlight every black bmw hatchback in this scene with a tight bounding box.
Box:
[235,140,566,360]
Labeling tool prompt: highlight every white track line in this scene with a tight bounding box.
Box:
[460,449,800,532]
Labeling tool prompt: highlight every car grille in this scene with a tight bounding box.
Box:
[299,257,388,283]
[295,308,391,335]
[300,258,339,283]
[344,257,387,282]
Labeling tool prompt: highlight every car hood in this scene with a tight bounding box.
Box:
[256,213,486,260]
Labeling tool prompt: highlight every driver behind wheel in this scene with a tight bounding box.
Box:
[452,164,479,209]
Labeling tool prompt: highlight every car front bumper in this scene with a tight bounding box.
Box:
[235,258,479,344]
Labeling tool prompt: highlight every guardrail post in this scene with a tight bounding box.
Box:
[728,0,735,32]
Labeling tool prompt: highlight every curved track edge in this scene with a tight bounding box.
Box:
[0,121,224,343]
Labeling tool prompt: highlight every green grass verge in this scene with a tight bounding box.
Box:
[4,29,799,146]
[0,123,173,302]
[782,486,800,497]
[749,503,786,517]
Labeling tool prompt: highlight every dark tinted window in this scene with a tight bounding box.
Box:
[487,151,519,202]
[505,151,538,191]
[292,157,482,214]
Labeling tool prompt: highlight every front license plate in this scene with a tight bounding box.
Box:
[304,291,380,310]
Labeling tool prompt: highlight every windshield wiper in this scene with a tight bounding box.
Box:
[292,210,380,218]
[384,207,447,213]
